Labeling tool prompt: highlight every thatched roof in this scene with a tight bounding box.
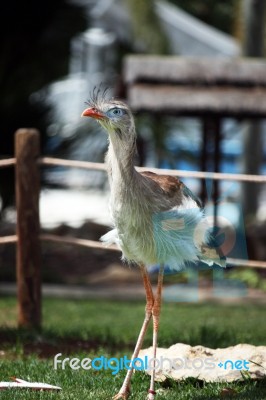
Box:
[127,84,266,117]
[125,56,266,86]
[124,56,266,117]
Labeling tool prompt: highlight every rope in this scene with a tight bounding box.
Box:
[0,156,265,268]
[1,156,265,182]
[1,234,266,268]
[40,234,119,251]
[0,158,16,168]
[39,157,266,183]
[0,235,17,244]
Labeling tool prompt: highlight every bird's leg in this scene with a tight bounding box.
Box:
[147,264,164,400]
[113,264,154,400]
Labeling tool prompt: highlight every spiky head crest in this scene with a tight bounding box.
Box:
[83,86,135,140]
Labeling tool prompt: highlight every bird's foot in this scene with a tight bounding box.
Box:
[147,389,156,400]
[112,392,129,400]
[112,387,130,400]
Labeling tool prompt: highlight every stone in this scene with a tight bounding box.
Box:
[138,343,266,382]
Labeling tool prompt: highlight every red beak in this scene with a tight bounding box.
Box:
[81,107,105,120]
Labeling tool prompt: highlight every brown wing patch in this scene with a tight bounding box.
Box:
[140,171,183,197]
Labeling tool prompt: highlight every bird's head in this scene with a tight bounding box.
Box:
[82,95,135,141]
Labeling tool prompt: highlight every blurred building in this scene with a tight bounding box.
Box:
[46,0,240,126]
[38,0,265,230]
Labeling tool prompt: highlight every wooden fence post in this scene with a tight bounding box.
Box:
[15,129,41,329]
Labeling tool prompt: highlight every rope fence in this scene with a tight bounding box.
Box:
[40,157,266,183]
[0,129,266,328]
[2,155,266,183]
[1,234,266,269]
[40,234,119,252]
[1,149,266,260]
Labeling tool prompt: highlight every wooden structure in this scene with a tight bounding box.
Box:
[124,55,266,211]
[124,56,266,117]
[15,130,41,329]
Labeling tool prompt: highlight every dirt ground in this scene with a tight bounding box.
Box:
[0,220,123,284]
[1,218,266,288]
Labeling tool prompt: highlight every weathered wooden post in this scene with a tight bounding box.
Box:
[15,129,41,329]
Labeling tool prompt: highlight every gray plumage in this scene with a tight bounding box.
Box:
[82,94,226,271]
[82,91,225,400]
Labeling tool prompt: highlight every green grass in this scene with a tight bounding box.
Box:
[0,297,266,399]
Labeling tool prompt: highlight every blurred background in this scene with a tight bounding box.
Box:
[0,0,266,290]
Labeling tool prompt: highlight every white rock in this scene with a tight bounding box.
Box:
[138,343,266,382]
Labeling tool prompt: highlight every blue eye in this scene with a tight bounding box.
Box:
[107,107,126,118]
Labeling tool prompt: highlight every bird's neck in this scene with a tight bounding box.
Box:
[106,131,137,184]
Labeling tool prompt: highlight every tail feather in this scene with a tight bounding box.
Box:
[199,242,226,268]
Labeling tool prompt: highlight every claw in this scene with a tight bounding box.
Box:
[113,392,129,400]
[113,386,130,400]
[147,389,156,400]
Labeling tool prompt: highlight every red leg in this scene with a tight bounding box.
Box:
[113,264,154,400]
[147,264,164,400]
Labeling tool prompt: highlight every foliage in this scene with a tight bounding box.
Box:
[168,0,239,35]
[0,0,86,147]
[227,268,266,291]
[0,0,87,214]
[126,0,170,54]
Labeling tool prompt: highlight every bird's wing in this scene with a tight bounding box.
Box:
[140,170,202,207]
[140,170,226,269]
[182,184,203,209]
[140,171,183,197]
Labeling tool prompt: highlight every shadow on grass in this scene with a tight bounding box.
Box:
[0,326,134,358]
[0,320,261,359]
[159,376,266,400]
[0,324,245,359]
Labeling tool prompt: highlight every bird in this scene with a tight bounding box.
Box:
[82,89,226,400]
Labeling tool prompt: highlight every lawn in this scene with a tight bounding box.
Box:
[0,296,266,399]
